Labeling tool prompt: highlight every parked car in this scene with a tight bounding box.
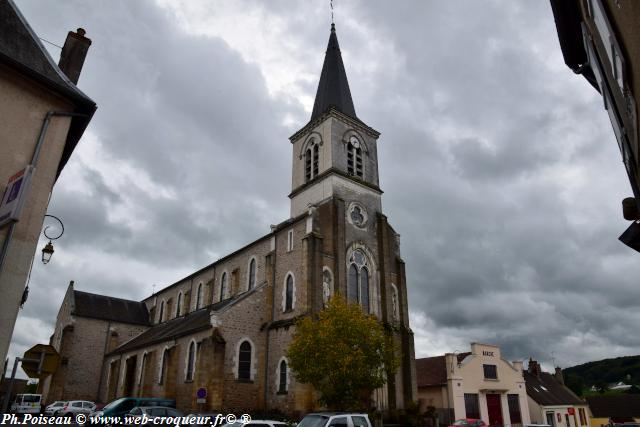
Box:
[10,394,42,414]
[184,418,287,427]
[124,406,183,426]
[56,400,96,416]
[221,421,288,427]
[449,420,487,427]
[92,397,176,418]
[44,401,67,416]
[297,413,371,427]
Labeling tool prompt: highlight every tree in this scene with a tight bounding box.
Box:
[287,295,399,410]
[565,373,584,397]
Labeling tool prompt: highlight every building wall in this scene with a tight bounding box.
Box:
[0,64,75,365]
[42,284,149,404]
[577,0,640,197]
[101,283,272,412]
[143,235,273,325]
[417,385,448,412]
[600,0,640,166]
[590,417,640,427]
[447,343,530,425]
[48,317,147,403]
[529,402,591,427]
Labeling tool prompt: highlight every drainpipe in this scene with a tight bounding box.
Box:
[0,111,90,279]
[263,231,278,409]
[96,321,112,402]
[446,354,455,425]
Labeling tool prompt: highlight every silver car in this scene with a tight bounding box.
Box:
[43,401,66,416]
[55,400,96,416]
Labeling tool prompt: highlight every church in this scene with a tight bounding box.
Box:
[41,24,417,417]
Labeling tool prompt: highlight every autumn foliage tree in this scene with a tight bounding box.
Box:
[287,295,399,410]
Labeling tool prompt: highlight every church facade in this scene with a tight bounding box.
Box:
[43,24,417,416]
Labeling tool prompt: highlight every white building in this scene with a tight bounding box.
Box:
[417,343,531,426]
[525,360,590,427]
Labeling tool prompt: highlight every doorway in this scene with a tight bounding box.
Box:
[123,355,137,397]
[546,412,555,427]
[486,394,503,426]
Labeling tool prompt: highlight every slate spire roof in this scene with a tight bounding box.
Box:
[310,23,357,121]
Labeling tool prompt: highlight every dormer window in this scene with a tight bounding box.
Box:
[347,136,363,178]
[305,140,320,182]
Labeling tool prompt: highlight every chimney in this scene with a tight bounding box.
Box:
[528,358,541,377]
[58,28,92,84]
[555,367,565,385]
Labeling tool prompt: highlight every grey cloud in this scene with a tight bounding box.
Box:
[8,0,640,375]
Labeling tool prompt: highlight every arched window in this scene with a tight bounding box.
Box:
[305,148,312,182]
[238,341,252,380]
[158,301,165,323]
[284,274,294,312]
[139,353,147,386]
[176,292,182,317]
[305,140,320,182]
[347,136,363,178]
[361,267,370,313]
[347,249,372,312]
[391,283,400,322]
[348,264,359,303]
[159,348,169,385]
[278,359,288,393]
[248,258,256,290]
[313,143,319,177]
[186,341,196,381]
[220,272,228,301]
[196,283,203,309]
[322,267,333,308]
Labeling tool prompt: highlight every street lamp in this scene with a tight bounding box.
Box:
[40,214,64,265]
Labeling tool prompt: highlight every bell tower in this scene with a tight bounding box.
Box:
[289,24,383,218]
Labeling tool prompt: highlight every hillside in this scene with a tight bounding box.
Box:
[563,355,640,396]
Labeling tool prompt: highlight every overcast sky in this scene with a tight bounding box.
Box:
[9,0,640,379]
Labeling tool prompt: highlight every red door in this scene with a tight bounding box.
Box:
[486,394,503,427]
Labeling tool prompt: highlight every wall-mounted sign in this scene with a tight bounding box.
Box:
[0,166,34,228]
[483,350,495,357]
[196,387,207,404]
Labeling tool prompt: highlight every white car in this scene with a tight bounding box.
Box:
[10,394,42,414]
[44,401,67,416]
[55,400,96,416]
[221,421,288,427]
[186,418,287,427]
[297,413,372,427]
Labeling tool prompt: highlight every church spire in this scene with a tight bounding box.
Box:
[310,24,357,121]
